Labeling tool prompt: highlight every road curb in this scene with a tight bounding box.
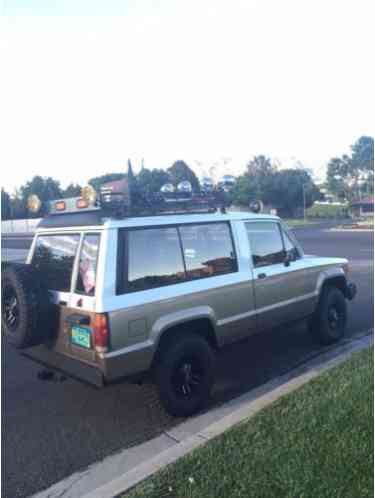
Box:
[328,228,374,232]
[80,331,373,498]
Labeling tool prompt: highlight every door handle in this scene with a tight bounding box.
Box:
[258,273,267,279]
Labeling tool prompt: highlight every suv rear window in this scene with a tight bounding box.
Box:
[32,234,80,292]
[118,222,238,294]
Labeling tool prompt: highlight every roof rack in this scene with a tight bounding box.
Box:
[99,187,231,218]
[28,162,232,221]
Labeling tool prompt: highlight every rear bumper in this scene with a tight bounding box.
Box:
[22,346,104,388]
[344,281,357,301]
[22,340,154,387]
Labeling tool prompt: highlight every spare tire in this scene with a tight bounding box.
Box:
[2,263,56,349]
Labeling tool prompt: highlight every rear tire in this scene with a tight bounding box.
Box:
[1,263,55,349]
[156,334,214,417]
[308,286,347,345]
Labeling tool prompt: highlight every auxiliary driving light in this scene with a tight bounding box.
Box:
[177,181,192,194]
[249,200,263,213]
[199,177,214,192]
[160,183,175,194]
[218,175,236,191]
[81,185,97,204]
[27,194,42,213]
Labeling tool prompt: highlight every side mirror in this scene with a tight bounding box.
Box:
[284,252,293,267]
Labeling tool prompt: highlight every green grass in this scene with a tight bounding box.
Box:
[306,203,348,219]
[124,347,373,498]
[283,219,316,227]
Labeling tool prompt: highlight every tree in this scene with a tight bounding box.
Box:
[326,136,374,201]
[351,136,374,197]
[246,155,275,177]
[232,160,320,217]
[246,155,277,203]
[167,161,200,192]
[326,155,355,201]
[269,169,320,217]
[232,155,276,206]
[62,183,82,198]
[137,168,170,193]
[20,176,62,201]
[351,136,374,172]
[11,190,27,219]
[88,173,126,192]
[19,176,62,216]
[1,189,11,220]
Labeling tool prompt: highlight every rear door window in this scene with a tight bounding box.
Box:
[124,227,186,292]
[32,234,80,291]
[179,222,237,279]
[76,234,100,296]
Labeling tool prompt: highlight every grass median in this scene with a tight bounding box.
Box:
[124,347,373,498]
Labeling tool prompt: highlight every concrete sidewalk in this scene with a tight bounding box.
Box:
[33,330,373,498]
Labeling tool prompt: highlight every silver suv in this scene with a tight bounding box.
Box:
[2,208,356,417]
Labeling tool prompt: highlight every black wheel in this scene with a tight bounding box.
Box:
[308,286,347,345]
[1,263,55,349]
[156,334,214,417]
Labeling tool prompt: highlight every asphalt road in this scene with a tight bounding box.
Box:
[2,228,373,498]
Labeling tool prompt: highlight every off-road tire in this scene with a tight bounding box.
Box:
[156,334,214,417]
[1,263,55,349]
[308,285,347,345]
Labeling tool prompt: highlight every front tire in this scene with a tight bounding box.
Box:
[156,334,214,417]
[308,286,347,345]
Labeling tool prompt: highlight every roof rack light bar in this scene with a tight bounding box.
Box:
[29,162,234,220]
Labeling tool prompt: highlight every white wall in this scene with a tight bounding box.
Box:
[1,218,41,234]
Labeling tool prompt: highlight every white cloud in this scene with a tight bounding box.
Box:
[0,0,374,192]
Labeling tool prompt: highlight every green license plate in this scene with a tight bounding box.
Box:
[71,326,92,349]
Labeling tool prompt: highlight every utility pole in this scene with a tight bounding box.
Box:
[302,183,306,221]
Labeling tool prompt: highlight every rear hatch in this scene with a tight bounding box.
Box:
[29,231,107,365]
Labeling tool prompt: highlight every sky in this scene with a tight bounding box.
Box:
[0,0,374,194]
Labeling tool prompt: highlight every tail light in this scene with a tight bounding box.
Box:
[93,313,109,353]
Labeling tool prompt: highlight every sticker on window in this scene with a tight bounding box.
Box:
[76,234,100,295]
[79,259,96,294]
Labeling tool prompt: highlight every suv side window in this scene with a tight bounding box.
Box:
[124,227,186,292]
[179,222,237,279]
[245,222,285,268]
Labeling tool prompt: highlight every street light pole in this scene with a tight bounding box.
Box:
[302,183,306,222]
